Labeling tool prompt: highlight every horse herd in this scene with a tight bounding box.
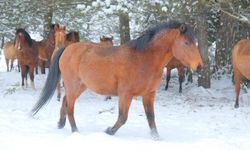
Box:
[2,20,250,138]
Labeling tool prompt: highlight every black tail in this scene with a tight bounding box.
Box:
[31,47,65,115]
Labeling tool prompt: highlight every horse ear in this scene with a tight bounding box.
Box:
[180,23,187,34]
[100,35,104,41]
[54,25,58,31]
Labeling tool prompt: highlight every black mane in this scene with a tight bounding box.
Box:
[127,20,196,51]
[15,28,33,48]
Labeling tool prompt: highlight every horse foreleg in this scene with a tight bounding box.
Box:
[165,68,171,90]
[234,69,241,108]
[142,91,159,139]
[20,65,26,88]
[178,67,184,93]
[29,66,35,90]
[5,58,9,72]
[105,93,133,135]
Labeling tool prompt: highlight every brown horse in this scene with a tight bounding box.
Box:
[65,31,80,46]
[51,25,66,101]
[165,57,185,93]
[100,36,113,46]
[165,58,193,93]
[14,28,38,89]
[3,41,17,72]
[32,21,203,138]
[232,39,250,108]
[32,24,59,74]
[99,36,114,100]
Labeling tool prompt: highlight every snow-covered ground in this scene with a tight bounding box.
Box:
[0,52,250,150]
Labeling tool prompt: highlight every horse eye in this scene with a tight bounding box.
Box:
[184,41,190,46]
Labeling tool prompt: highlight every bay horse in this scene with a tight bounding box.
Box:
[232,39,250,108]
[165,57,185,93]
[65,31,80,46]
[32,21,203,138]
[36,24,59,73]
[100,36,113,46]
[52,26,80,101]
[165,58,193,93]
[14,28,38,89]
[3,41,17,72]
[52,25,66,101]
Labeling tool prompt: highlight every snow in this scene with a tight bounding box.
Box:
[0,52,250,150]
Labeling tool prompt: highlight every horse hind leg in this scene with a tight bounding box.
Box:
[58,79,86,132]
[234,69,241,108]
[58,96,67,129]
[105,93,133,135]
[57,81,61,101]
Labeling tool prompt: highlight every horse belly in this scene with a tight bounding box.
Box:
[80,70,118,96]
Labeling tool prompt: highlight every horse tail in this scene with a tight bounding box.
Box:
[31,47,65,116]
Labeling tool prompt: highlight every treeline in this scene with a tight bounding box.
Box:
[0,0,249,88]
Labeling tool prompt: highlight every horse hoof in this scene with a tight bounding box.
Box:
[150,129,160,140]
[72,127,79,133]
[105,127,115,135]
[234,104,239,109]
[57,119,66,129]
[164,87,168,91]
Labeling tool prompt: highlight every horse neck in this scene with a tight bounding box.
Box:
[143,30,178,70]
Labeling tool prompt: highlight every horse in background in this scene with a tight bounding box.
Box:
[99,36,114,100]
[51,25,66,101]
[14,28,38,89]
[52,26,80,101]
[232,39,250,108]
[165,58,193,93]
[32,21,203,138]
[3,41,18,72]
[65,31,80,46]
[34,24,59,74]
[100,36,113,46]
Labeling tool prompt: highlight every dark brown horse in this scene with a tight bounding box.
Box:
[65,31,80,46]
[165,58,193,93]
[14,28,38,89]
[32,21,203,138]
[232,39,250,108]
[33,24,59,74]
[165,57,185,93]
